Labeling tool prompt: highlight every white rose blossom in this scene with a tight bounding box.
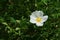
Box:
[30,11,48,26]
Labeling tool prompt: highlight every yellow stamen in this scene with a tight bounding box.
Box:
[36,17,41,22]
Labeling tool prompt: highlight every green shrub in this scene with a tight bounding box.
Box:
[0,0,60,40]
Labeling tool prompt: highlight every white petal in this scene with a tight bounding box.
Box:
[36,23,43,26]
[30,15,36,23]
[30,15,36,19]
[42,15,48,22]
[32,11,44,17]
[30,19,36,23]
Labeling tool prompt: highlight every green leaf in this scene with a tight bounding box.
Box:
[9,17,16,23]
[41,0,48,5]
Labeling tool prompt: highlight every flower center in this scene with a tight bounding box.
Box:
[36,17,41,22]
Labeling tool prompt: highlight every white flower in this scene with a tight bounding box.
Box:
[30,10,48,26]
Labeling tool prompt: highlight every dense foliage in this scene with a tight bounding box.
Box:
[0,0,60,40]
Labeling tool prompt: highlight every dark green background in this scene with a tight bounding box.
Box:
[0,0,60,40]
